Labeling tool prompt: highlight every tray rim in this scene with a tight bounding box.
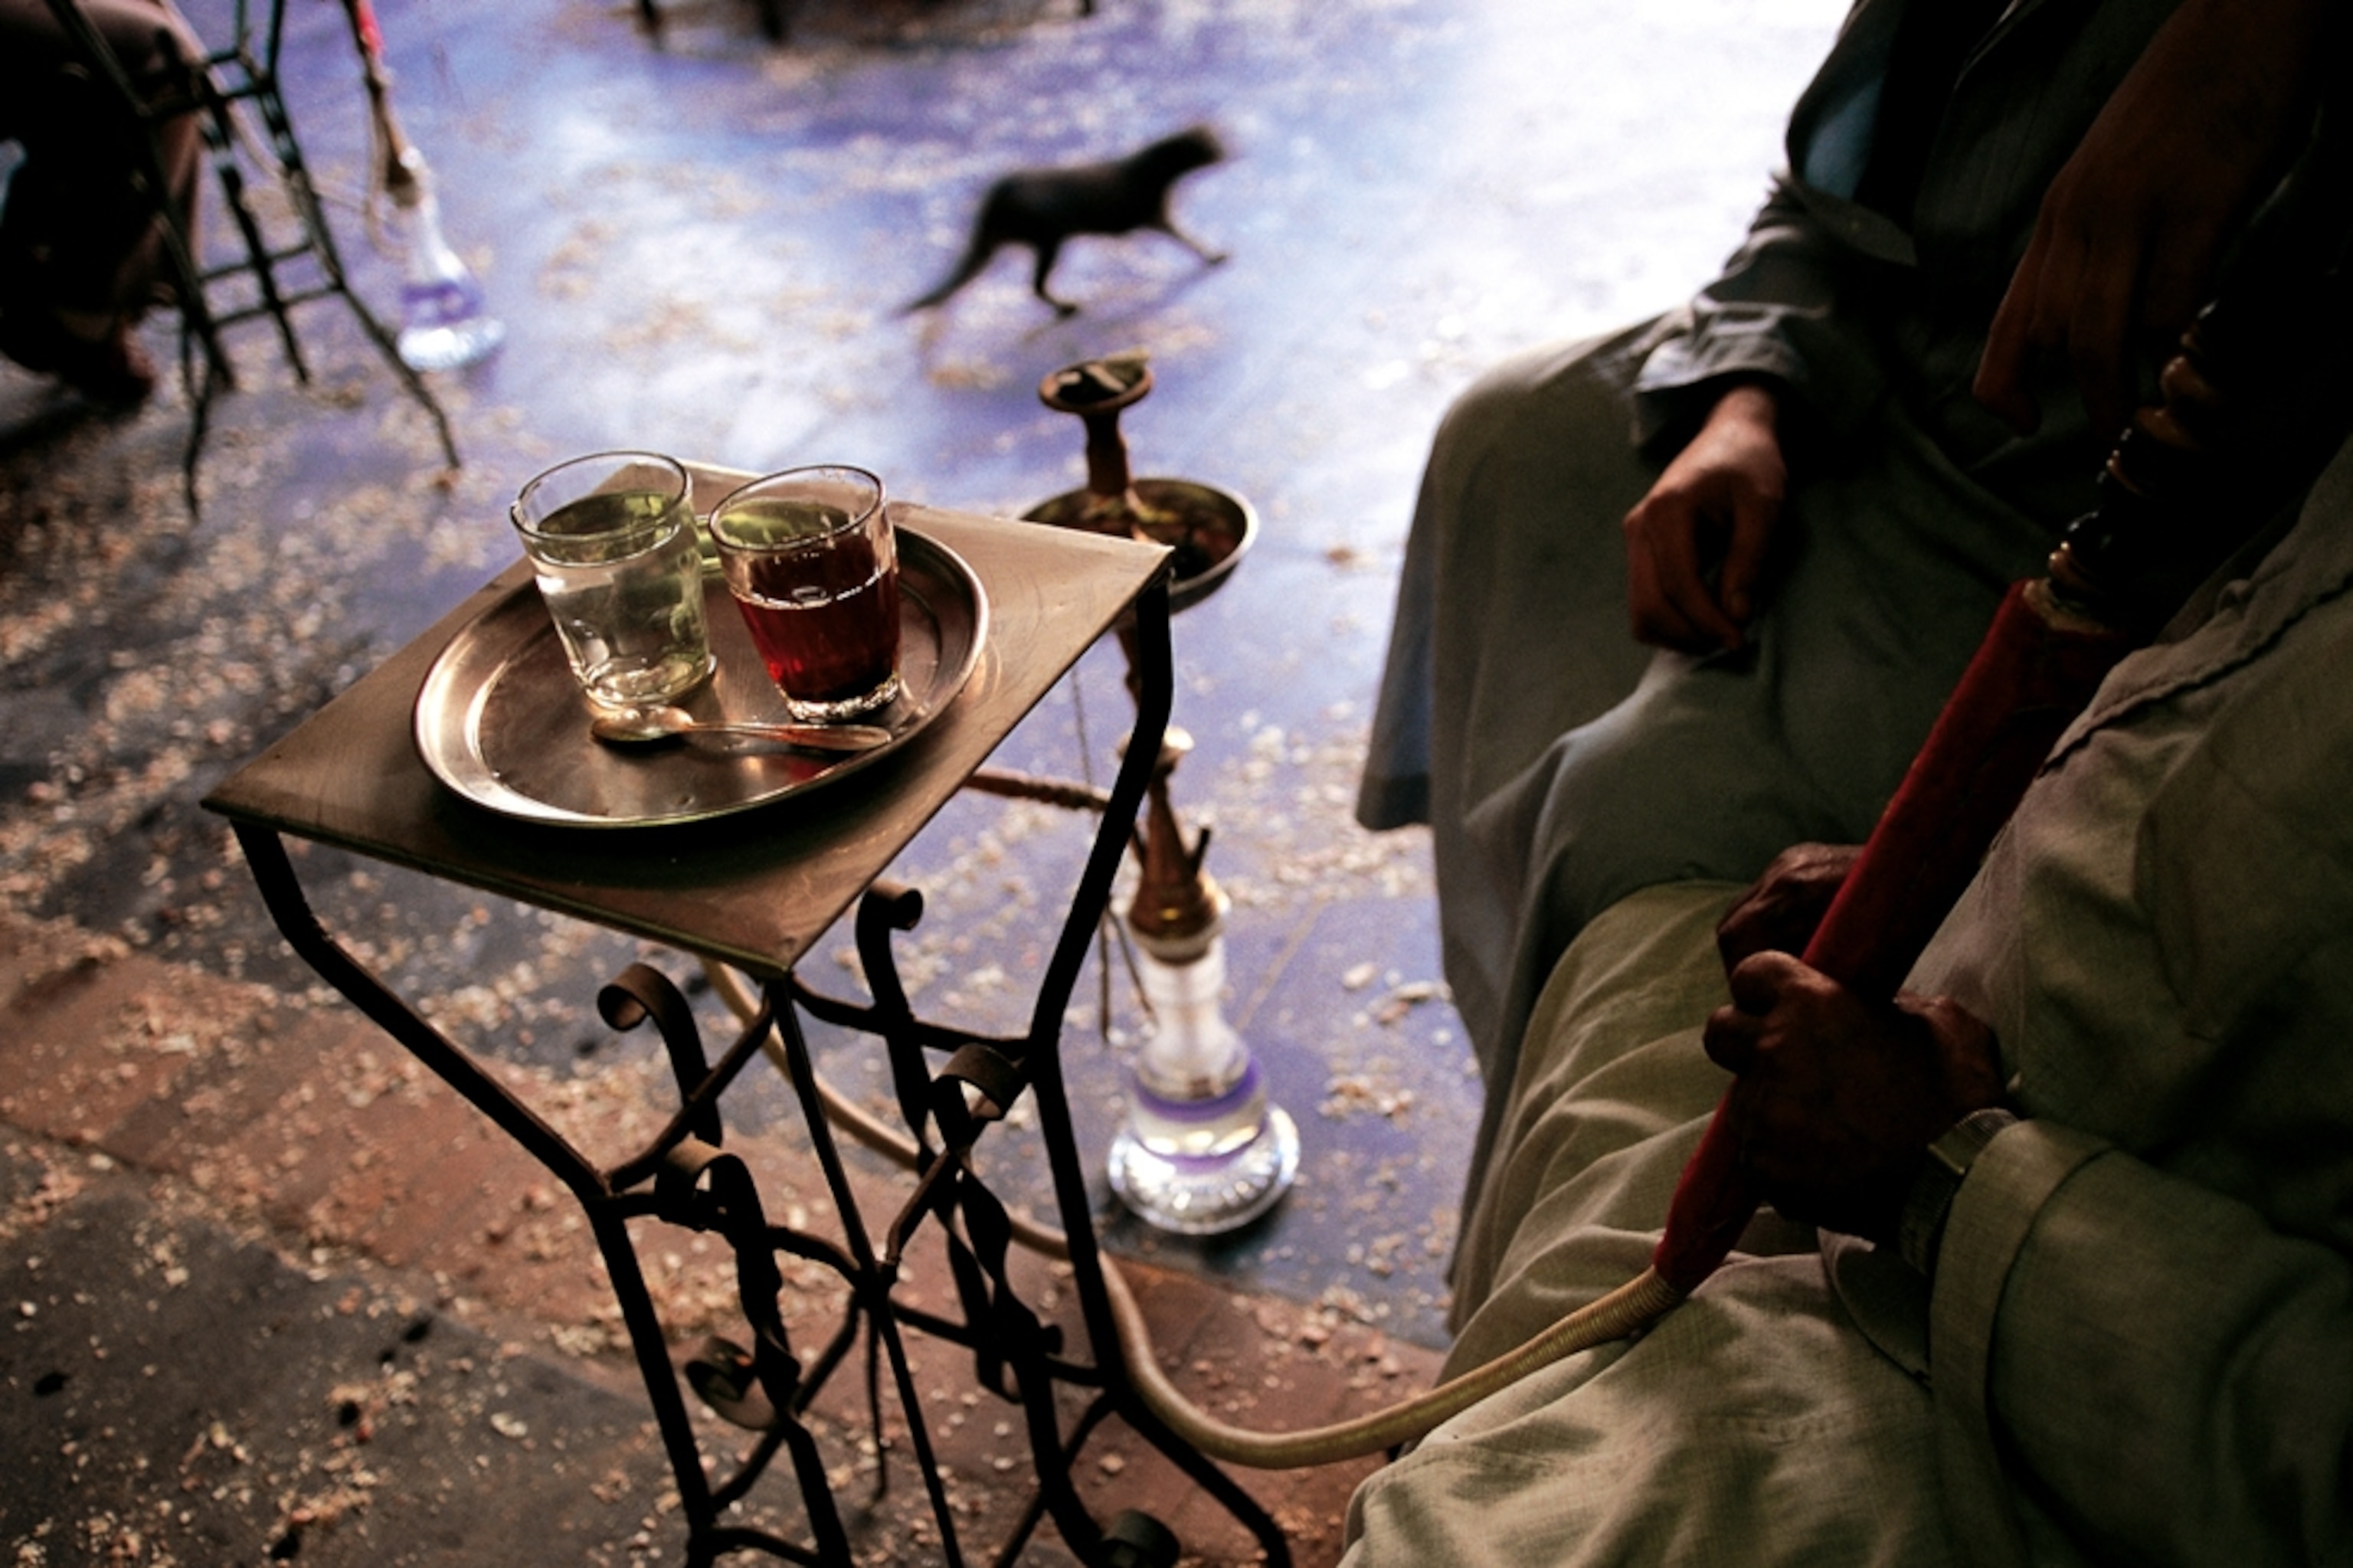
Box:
[411,525,988,828]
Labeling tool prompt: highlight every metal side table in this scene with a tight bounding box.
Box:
[203,480,1288,1567]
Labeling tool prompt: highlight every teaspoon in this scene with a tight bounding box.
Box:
[591,704,892,753]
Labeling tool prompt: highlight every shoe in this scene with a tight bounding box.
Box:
[57,325,156,404]
[0,306,156,405]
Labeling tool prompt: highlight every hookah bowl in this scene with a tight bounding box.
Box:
[1025,352,1295,1234]
[1022,352,1255,615]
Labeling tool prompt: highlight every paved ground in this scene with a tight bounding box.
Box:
[0,910,1429,1564]
[0,0,1841,1560]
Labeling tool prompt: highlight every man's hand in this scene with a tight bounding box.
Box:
[1702,952,2002,1244]
[1973,0,2332,440]
[1623,381,1785,652]
[1715,842,1863,971]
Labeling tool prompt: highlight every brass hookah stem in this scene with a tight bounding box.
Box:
[336,2,414,181]
[1125,730,1218,951]
[1036,353,1179,538]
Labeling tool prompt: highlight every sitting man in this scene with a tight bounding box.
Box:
[1355,0,2330,1232]
[1343,421,2353,1556]
[0,0,204,404]
[1344,0,2350,1559]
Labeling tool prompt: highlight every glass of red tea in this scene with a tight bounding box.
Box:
[708,466,902,722]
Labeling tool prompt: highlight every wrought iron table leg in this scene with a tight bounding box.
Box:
[765,996,967,1565]
[231,826,853,1563]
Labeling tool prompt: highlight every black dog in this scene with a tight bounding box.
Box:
[904,126,1227,316]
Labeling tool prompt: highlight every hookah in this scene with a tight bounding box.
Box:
[1022,352,1298,1235]
[339,0,506,372]
[1102,730,1299,1233]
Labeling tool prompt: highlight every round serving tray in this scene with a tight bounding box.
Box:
[413,524,987,827]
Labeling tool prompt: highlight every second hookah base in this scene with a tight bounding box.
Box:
[1108,834,1298,1237]
[1108,1088,1301,1237]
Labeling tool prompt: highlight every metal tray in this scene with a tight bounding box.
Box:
[413,524,987,827]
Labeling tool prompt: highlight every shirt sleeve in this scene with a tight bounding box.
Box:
[1628,172,1906,453]
[1930,1064,2353,1567]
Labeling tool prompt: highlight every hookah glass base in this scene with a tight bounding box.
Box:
[1108,1056,1301,1236]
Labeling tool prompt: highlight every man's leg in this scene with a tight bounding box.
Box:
[1451,401,2054,1223]
[0,0,203,400]
[1344,885,1952,1568]
[1356,323,1665,1079]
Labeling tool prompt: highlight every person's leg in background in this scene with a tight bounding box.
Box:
[0,0,204,402]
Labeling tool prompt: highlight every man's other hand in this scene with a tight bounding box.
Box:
[1715,841,1864,971]
[1623,381,1785,653]
[1702,952,2002,1244]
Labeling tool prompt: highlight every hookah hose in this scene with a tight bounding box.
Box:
[703,959,1683,1468]
[721,587,2132,1465]
[1650,581,2129,1289]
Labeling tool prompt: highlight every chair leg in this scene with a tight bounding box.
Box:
[210,153,310,383]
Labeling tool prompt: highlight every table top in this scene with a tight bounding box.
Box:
[205,469,1170,979]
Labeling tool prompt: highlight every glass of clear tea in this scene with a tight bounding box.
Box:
[707,466,902,722]
[509,451,714,709]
